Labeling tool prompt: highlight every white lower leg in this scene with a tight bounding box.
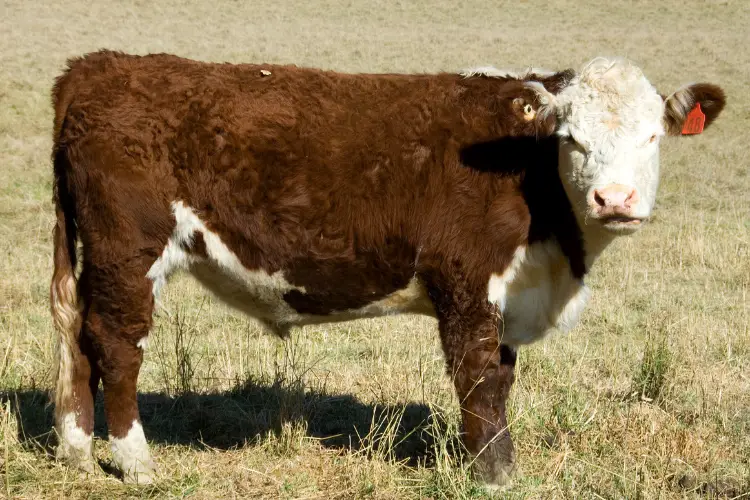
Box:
[110,420,156,484]
[56,412,95,472]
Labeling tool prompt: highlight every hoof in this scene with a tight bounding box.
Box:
[56,443,97,475]
[122,459,157,485]
[471,450,518,490]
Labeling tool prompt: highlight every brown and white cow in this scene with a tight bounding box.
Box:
[50,50,725,486]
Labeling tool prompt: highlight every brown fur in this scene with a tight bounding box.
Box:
[663,83,726,135]
[50,50,580,484]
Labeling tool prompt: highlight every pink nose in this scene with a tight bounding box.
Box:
[592,184,639,216]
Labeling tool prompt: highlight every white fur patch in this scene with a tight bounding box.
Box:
[110,420,155,484]
[52,273,80,419]
[460,66,555,79]
[57,412,93,464]
[489,242,588,345]
[146,202,201,298]
[147,201,309,330]
[368,277,433,315]
[148,202,438,333]
[54,335,75,418]
[488,247,527,311]
[336,276,434,318]
[136,336,148,349]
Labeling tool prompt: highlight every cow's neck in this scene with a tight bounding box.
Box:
[520,137,625,277]
[460,136,590,279]
[519,137,588,280]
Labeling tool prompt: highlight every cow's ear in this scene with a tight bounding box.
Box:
[537,69,575,94]
[663,83,726,136]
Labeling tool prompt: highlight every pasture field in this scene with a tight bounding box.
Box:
[1,0,748,498]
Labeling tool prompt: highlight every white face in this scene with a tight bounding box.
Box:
[555,58,665,235]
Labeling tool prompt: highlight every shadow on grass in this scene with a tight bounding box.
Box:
[1,378,459,467]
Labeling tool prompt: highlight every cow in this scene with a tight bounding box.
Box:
[49,50,725,486]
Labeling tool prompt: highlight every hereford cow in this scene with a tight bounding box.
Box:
[50,50,725,486]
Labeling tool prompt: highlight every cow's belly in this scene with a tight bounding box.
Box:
[190,261,435,335]
[188,239,587,344]
[489,242,589,346]
[149,202,586,343]
[186,238,586,345]
[147,201,435,336]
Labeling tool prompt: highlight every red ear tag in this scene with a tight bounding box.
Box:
[681,102,705,135]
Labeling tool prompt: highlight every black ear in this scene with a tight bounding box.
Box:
[663,83,726,136]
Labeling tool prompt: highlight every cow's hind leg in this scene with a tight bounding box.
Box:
[83,264,157,484]
[52,222,99,473]
[53,294,100,473]
[431,286,517,488]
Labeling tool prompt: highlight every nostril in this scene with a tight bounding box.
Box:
[593,190,606,207]
[625,189,639,205]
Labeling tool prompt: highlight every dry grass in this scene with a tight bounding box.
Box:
[1,0,749,498]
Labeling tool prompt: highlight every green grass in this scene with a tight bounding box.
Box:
[1,0,749,497]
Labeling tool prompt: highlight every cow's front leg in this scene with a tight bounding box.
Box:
[436,300,517,488]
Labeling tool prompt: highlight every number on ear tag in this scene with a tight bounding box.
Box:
[681,103,705,135]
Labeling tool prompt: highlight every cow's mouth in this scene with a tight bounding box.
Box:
[600,216,644,233]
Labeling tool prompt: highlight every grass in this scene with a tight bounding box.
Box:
[1,0,749,497]
[630,317,674,404]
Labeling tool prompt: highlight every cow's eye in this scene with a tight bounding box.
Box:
[648,134,657,144]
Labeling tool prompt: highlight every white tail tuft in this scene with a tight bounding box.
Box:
[52,273,80,417]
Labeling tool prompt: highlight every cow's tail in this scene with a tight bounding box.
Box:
[50,141,81,422]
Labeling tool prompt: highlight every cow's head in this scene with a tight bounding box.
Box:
[551,58,725,242]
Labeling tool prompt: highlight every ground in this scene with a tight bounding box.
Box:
[0,0,748,498]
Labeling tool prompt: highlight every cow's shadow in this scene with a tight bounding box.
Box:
[2,378,459,467]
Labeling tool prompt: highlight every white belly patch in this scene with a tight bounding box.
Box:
[147,201,434,335]
[488,241,589,346]
[146,201,309,331]
[149,202,583,343]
